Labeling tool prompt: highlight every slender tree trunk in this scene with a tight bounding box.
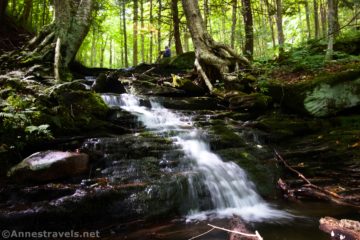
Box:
[149,0,153,62]
[333,0,339,36]
[19,0,32,26]
[221,7,226,42]
[242,0,254,60]
[275,0,285,57]
[181,0,249,92]
[320,0,327,38]
[90,27,97,67]
[122,0,129,67]
[133,0,139,66]
[265,0,276,49]
[203,0,209,30]
[140,0,145,62]
[100,36,108,68]
[305,1,311,40]
[325,0,334,61]
[157,0,162,53]
[313,0,320,38]
[42,0,46,26]
[230,0,237,49]
[110,39,114,68]
[0,0,9,22]
[171,0,183,55]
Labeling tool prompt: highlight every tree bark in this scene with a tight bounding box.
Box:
[171,0,183,55]
[0,0,8,22]
[325,0,335,61]
[181,0,249,92]
[305,1,311,40]
[241,0,254,60]
[122,0,129,67]
[265,0,276,49]
[140,0,145,63]
[149,0,153,62]
[133,0,139,66]
[157,0,162,53]
[19,0,32,26]
[52,0,93,82]
[230,0,237,49]
[320,0,327,38]
[313,0,320,38]
[203,0,209,30]
[275,0,285,57]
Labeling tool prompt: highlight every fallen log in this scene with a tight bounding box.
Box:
[319,217,360,240]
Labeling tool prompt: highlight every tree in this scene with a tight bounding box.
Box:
[181,0,249,92]
[25,0,93,81]
[325,0,335,60]
[0,0,8,22]
[19,0,32,26]
[133,0,139,66]
[171,0,183,55]
[313,0,320,38]
[275,0,285,57]
[231,0,237,49]
[241,0,254,60]
[121,0,129,67]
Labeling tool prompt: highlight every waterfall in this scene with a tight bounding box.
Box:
[102,93,290,222]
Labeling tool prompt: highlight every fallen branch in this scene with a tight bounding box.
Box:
[188,227,215,240]
[275,150,360,207]
[208,224,263,240]
[194,58,213,92]
[140,67,156,76]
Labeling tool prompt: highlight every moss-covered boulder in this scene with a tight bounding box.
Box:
[169,52,195,70]
[171,74,205,96]
[92,72,126,94]
[267,67,360,117]
[227,92,272,112]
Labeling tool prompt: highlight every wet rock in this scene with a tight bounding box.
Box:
[92,72,126,94]
[159,96,226,110]
[228,92,272,112]
[129,80,187,97]
[171,75,206,96]
[7,151,89,182]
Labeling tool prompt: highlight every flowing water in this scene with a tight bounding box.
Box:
[102,93,290,222]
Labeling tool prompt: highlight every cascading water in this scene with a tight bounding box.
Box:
[102,93,290,222]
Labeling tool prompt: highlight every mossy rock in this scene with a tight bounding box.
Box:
[267,67,360,117]
[228,92,272,112]
[208,119,246,149]
[171,75,205,96]
[169,52,195,70]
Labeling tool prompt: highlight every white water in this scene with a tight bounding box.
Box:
[102,93,290,222]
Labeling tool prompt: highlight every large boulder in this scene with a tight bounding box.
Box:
[267,68,360,117]
[227,92,272,112]
[7,151,89,182]
[169,52,195,70]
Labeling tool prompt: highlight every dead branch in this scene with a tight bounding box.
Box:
[140,67,156,76]
[195,58,213,92]
[208,224,263,240]
[188,227,215,240]
[275,150,360,207]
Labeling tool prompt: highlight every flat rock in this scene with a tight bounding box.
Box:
[7,151,89,182]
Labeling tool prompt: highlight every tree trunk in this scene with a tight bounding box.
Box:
[0,0,8,22]
[313,0,320,38]
[305,1,311,40]
[230,0,237,49]
[203,0,209,30]
[149,0,153,62]
[320,0,327,38]
[275,0,285,57]
[140,0,145,63]
[265,0,276,49]
[171,0,183,55]
[181,0,249,92]
[157,0,162,53]
[122,0,129,67]
[109,38,113,68]
[19,0,32,26]
[90,27,97,67]
[333,0,340,36]
[100,36,108,68]
[52,0,93,82]
[133,0,139,66]
[325,0,334,61]
[241,0,254,60]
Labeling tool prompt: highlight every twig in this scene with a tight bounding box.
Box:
[141,67,156,76]
[274,149,312,185]
[188,227,215,240]
[207,224,263,240]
